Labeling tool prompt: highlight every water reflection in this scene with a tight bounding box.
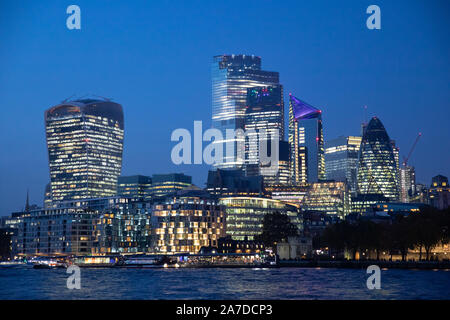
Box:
[0,267,449,300]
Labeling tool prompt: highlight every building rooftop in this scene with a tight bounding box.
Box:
[290,94,321,120]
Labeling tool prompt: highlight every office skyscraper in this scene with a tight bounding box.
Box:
[399,166,416,203]
[325,136,362,195]
[391,140,401,196]
[244,85,286,184]
[45,99,124,202]
[357,117,399,201]
[211,54,279,168]
[289,94,325,184]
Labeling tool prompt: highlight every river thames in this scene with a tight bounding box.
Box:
[0,267,449,300]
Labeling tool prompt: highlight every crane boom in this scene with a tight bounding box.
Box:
[402,132,422,167]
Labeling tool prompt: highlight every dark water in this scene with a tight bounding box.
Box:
[0,267,449,300]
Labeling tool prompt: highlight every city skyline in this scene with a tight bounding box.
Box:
[1,0,449,214]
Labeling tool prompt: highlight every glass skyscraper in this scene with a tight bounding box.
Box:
[288,94,325,184]
[45,99,124,202]
[244,85,288,185]
[399,166,416,203]
[325,136,362,195]
[211,54,279,168]
[357,117,399,201]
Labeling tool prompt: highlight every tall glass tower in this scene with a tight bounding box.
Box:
[45,99,124,202]
[357,117,399,201]
[289,94,325,184]
[399,166,416,202]
[211,54,279,168]
[325,136,362,195]
[245,85,284,166]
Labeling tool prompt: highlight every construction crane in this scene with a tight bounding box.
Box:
[402,132,422,167]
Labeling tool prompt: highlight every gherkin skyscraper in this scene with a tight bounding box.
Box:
[357,117,399,201]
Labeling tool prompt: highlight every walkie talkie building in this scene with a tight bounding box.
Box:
[45,99,124,202]
[357,117,399,201]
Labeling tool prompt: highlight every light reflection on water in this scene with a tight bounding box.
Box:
[0,267,449,300]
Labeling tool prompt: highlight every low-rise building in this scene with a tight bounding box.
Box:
[117,175,152,200]
[218,236,265,254]
[219,197,302,240]
[277,236,313,260]
[429,175,449,210]
[150,173,192,198]
[207,169,265,197]
[151,190,226,254]
[14,197,152,256]
[265,184,309,207]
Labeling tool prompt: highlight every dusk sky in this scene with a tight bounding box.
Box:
[0,0,449,215]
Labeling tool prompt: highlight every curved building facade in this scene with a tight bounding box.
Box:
[288,94,325,184]
[357,117,399,201]
[219,197,302,240]
[211,54,279,168]
[45,99,124,202]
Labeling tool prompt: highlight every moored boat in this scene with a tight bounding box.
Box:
[31,257,67,269]
[0,260,27,268]
[73,256,118,267]
[120,255,174,268]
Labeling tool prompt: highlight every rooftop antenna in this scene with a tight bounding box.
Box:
[361,105,368,136]
[25,188,30,212]
[364,105,368,125]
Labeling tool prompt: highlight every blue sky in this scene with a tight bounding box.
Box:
[0,0,449,214]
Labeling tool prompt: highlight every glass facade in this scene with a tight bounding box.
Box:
[357,117,399,201]
[302,181,351,219]
[117,175,152,199]
[15,197,152,256]
[150,173,192,198]
[289,94,325,184]
[325,136,362,195]
[94,201,152,254]
[16,209,100,256]
[45,99,124,202]
[399,166,416,203]
[351,194,389,214]
[244,86,289,186]
[265,184,309,207]
[219,197,302,240]
[259,140,291,186]
[43,182,52,208]
[212,54,279,168]
[152,192,226,254]
[245,85,284,163]
[206,169,264,196]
